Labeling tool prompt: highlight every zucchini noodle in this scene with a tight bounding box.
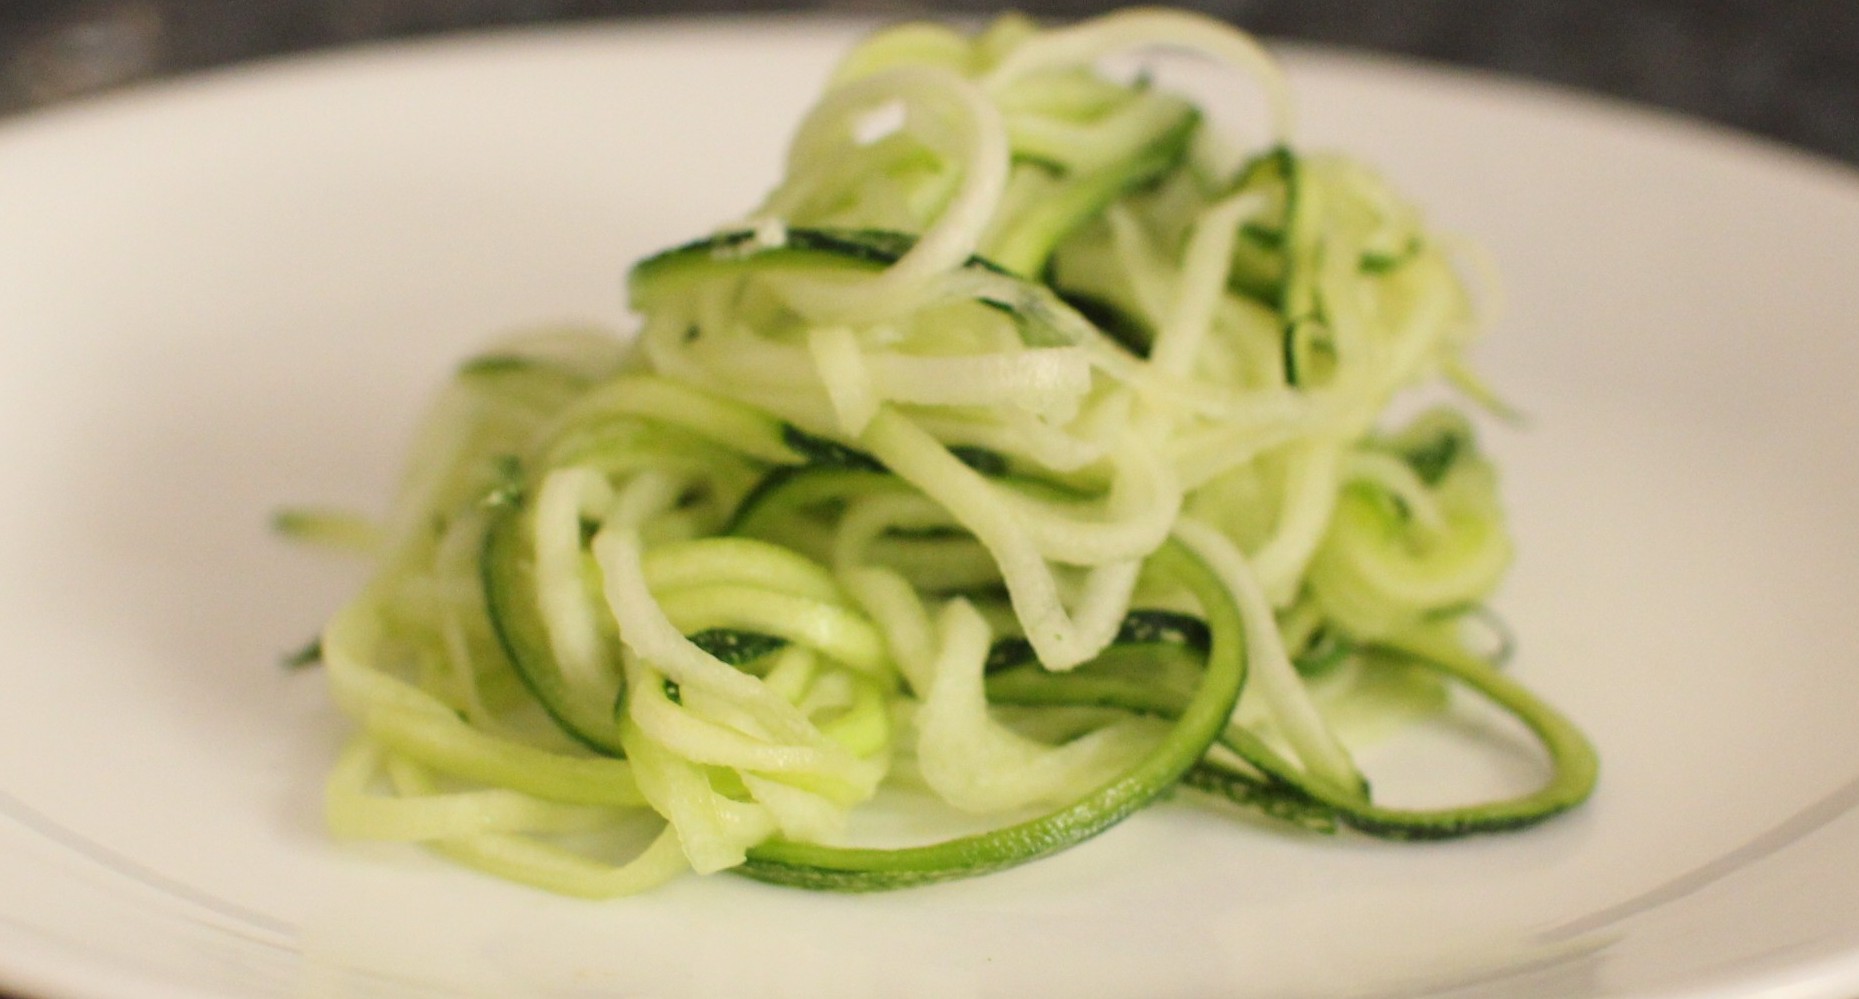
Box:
[287,9,1596,897]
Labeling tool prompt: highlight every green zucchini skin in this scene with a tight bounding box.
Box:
[685,628,788,668]
[1323,635,1599,840]
[630,227,1002,308]
[988,634,1598,841]
[630,226,1096,349]
[983,609,1206,674]
[480,495,630,757]
[735,539,1248,891]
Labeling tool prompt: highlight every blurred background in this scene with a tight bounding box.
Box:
[0,0,1856,165]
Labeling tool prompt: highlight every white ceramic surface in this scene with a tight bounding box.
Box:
[1,17,1857,999]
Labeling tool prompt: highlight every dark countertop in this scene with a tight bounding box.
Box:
[2,0,1857,167]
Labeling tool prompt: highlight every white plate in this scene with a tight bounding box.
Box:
[1,16,1857,999]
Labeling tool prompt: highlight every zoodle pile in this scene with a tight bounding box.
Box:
[292,9,1597,896]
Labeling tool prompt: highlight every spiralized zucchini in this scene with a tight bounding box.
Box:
[291,9,1596,897]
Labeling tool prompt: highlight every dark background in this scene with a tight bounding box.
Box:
[1,0,1858,167]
